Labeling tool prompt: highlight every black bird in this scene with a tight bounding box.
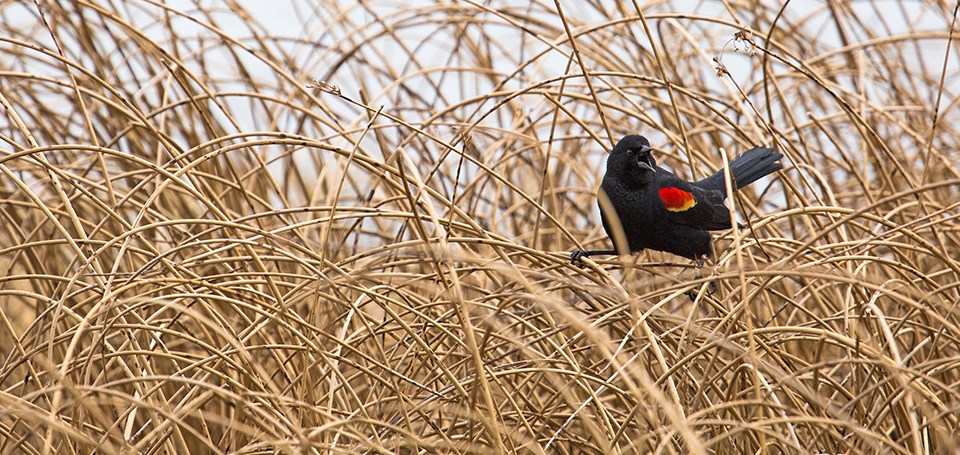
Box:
[571,135,783,264]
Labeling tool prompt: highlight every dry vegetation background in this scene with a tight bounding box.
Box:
[1,0,959,453]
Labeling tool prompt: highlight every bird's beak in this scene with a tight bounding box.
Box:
[637,145,655,172]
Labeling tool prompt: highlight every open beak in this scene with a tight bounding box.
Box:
[637,145,655,172]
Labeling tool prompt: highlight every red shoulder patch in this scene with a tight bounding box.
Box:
[659,187,697,212]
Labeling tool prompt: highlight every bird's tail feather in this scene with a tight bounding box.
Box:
[696,146,783,192]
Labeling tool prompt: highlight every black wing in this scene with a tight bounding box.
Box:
[654,169,734,231]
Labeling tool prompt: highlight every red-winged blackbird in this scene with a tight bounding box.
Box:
[571,135,783,264]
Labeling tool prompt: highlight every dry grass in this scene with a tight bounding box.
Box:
[1,1,959,453]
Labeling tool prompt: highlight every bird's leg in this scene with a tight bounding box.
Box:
[693,256,718,295]
[570,249,616,266]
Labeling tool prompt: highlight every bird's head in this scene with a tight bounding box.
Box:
[608,135,656,185]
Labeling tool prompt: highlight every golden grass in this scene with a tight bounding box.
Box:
[1,1,959,453]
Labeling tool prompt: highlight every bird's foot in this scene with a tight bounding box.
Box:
[688,256,717,300]
[569,249,616,268]
[570,250,587,266]
[570,250,589,269]
[704,277,719,295]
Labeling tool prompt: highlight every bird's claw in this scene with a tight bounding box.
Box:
[686,280,718,301]
[570,250,587,268]
[705,279,718,295]
[687,256,717,300]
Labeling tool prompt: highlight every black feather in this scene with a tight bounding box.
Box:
[694,146,784,193]
[571,136,784,262]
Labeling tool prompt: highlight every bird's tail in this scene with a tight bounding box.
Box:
[696,146,783,192]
